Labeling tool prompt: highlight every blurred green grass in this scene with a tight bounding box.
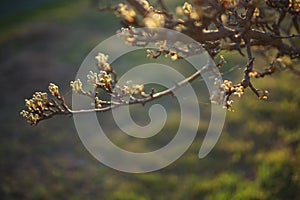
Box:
[0,1,300,199]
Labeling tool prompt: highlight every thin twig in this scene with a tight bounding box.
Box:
[70,64,209,115]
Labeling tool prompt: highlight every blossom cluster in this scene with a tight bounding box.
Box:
[20,83,68,125]
[115,3,136,23]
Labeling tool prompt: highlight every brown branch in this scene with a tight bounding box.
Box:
[22,0,300,125]
[70,64,210,115]
[117,0,300,58]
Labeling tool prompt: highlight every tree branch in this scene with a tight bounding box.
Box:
[71,64,210,115]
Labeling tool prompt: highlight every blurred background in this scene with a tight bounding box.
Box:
[0,0,299,199]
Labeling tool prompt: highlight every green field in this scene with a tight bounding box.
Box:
[0,1,299,199]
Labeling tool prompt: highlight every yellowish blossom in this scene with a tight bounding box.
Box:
[281,55,292,66]
[49,83,60,97]
[233,85,244,97]
[144,12,165,28]
[183,2,193,15]
[115,3,136,23]
[249,71,258,78]
[140,0,151,11]
[95,53,111,72]
[259,90,269,100]
[87,71,99,87]
[94,97,102,108]
[121,81,144,96]
[221,80,233,91]
[176,6,184,16]
[182,2,201,20]
[99,71,112,91]
[20,110,40,125]
[70,79,84,94]
[174,24,186,32]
